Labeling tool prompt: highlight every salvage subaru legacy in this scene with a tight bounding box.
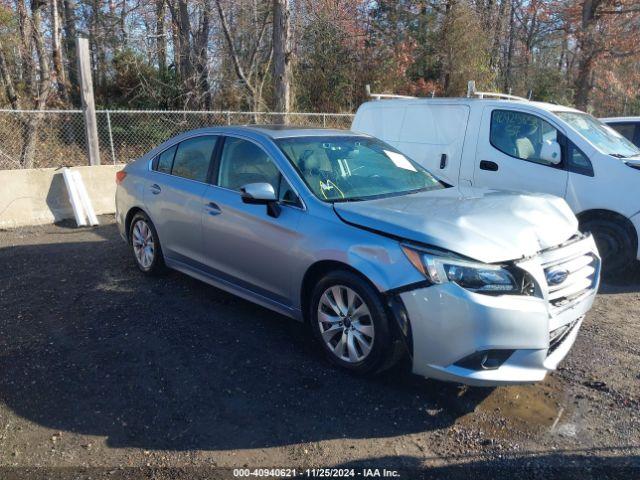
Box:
[115,126,600,386]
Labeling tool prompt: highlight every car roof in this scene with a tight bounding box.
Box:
[242,125,360,138]
[600,117,640,123]
[177,125,361,140]
[358,97,584,114]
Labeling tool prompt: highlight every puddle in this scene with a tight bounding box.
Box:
[458,379,568,437]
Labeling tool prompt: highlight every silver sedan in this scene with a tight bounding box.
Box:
[115,126,599,384]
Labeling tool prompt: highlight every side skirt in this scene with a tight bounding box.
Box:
[165,257,303,321]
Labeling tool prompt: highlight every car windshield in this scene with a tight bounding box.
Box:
[555,111,640,158]
[276,136,444,202]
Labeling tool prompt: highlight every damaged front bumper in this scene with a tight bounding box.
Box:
[392,234,600,386]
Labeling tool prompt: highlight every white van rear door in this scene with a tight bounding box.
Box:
[352,104,406,144]
[473,106,568,198]
[396,104,470,184]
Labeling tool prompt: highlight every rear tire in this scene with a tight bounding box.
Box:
[309,270,398,375]
[581,217,636,278]
[129,212,166,276]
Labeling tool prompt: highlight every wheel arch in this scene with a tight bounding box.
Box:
[577,209,638,248]
[300,259,413,361]
[124,206,147,242]
[300,260,380,323]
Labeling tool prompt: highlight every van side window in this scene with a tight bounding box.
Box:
[490,110,559,166]
[567,142,594,177]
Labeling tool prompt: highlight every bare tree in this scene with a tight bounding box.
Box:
[214,0,273,113]
[62,0,79,105]
[0,0,52,168]
[156,0,167,74]
[50,0,69,102]
[195,0,212,109]
[272,0,291,121]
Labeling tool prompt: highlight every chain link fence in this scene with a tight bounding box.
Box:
[0,109,355,170]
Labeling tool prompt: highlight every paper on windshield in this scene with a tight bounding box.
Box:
[384,150,416,171]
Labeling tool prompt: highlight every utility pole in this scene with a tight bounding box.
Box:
[76,37,101,166]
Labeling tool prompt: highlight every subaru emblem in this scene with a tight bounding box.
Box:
[547,268,569,286]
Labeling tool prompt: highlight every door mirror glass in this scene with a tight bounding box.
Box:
[539,139,562,165]
[240,182,277,204]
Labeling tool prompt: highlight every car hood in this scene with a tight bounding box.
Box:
[333,186,578,263]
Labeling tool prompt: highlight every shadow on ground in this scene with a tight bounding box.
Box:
[1,451,638,479]
[598,262,640,294]
[332,451,640,479]
[0,222,493,451]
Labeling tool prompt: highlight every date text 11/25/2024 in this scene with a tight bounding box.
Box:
[232,468,401,478]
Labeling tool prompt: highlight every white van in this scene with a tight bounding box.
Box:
[352,95,640,275]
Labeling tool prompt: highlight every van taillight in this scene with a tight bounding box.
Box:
[116,170,127,184]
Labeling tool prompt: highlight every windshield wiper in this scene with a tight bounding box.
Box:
[610,153,640,159]
[332,196,369,203]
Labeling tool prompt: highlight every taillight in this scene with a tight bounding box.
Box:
[116,170,127,184]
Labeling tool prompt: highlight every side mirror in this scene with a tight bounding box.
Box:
[539,139,562,165]
[240,182,280,217]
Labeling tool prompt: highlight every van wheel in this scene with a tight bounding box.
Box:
[309,270,397,375]
[582,217,636,278]
[129,212,166,276]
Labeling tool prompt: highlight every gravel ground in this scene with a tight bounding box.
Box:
[0,217,638,479]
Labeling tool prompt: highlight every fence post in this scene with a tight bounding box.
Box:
[226,111,231,125]
[105,111,116,164]
[76,37,101,166]
[323,114,327,128]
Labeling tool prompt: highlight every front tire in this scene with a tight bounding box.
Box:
[582,217,636,278]
[129,212,166,275]
[309,270,396,375]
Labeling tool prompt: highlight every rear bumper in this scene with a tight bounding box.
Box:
[398,269,596,387]
[115,204,127,242]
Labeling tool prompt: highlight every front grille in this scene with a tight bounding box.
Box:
[539,236,599,310]
[545,253,597,307]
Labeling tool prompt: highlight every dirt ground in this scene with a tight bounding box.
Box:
[0,217,638,479]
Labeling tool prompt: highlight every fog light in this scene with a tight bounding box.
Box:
[454,349,515,370]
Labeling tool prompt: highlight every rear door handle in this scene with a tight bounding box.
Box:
[479,160,499,171]
[440,154,447,169]
[206,201,222,216]
[150,184,161,194]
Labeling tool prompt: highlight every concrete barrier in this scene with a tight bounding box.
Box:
[0,164,125,228]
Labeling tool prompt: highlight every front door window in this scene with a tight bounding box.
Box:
[490,110,560,166]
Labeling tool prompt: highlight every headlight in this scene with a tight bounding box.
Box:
[401,245,519,294]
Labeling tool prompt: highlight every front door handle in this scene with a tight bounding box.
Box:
[206,201,222,216]
[479,160,499,172]
[150,184,161,194]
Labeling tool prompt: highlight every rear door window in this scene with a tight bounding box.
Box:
[171,136,218,182]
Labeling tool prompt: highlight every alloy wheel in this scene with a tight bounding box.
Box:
[132,219,155,269]
[317,285,375,363]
